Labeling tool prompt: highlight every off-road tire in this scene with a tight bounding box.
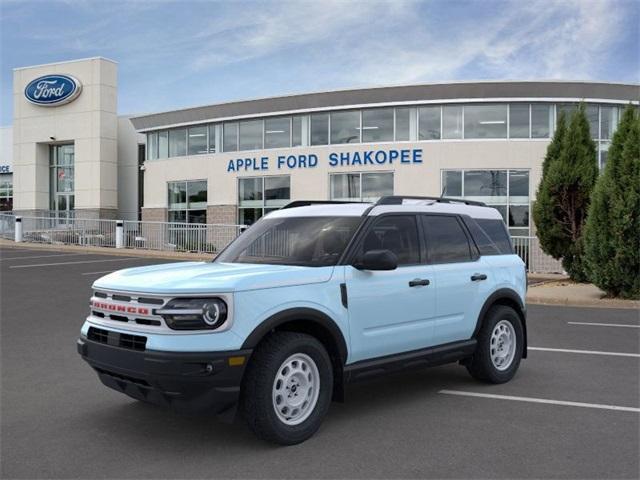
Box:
[466,305,523,383]
[241,331,333,445]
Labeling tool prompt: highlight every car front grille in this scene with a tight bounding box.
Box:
[87,326,147,351]
[89,290,169,330]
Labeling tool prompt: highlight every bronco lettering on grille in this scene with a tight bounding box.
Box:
[90,300,150,316]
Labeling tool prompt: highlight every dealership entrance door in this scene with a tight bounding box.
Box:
[49,144,75,221]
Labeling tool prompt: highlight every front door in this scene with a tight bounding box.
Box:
[345,215,436,363]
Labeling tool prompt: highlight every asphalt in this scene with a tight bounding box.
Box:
[1,245,638,479]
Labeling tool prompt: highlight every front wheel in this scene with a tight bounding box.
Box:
[466,305,524,383]
[241,332,333,445]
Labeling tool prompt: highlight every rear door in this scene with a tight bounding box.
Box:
[345,214,437,363]
[421,214,494,345]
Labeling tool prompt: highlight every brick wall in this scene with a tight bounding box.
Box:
[141,208,167,223]
[207,205,237,225]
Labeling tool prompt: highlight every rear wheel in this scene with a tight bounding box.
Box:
[241,331,333,445]
[466,305,523,383]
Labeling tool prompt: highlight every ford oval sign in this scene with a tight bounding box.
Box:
[24,74,82,106]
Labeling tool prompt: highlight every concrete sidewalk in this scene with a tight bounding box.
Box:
[527,280,640,310]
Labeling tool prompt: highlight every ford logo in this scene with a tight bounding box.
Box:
[24,74,82,106]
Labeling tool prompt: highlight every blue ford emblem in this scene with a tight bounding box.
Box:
[24,74,82,106]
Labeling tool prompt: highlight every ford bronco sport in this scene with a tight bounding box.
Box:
[78,196,527,445]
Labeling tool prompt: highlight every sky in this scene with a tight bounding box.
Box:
[1,0,638,126]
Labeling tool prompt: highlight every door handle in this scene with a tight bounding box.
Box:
[471,273,488,281]
[409,278,430,287]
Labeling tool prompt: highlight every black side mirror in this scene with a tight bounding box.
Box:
[353,249,398,271]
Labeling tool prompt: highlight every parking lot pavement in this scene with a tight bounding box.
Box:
[1,245,638,479]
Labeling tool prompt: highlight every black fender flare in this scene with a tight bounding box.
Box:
[241,307,349,364]
[473,289,528,358]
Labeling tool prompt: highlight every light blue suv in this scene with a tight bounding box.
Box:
[78,196,527,444]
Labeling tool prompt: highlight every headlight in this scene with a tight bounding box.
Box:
[156,298,228,330]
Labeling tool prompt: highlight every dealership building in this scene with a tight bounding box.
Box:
[4,57,638,235]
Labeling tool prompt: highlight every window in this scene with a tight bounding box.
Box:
[187,126,207,155]
[360,215,420,265]
[217,216,361,267]
[443,170,462,196]
[443,169,530,236]
[0,173,13,211]
[292,116,303,147]
[158,131,168,159]
[330,110,360,144]
[395,107,411,141]
[265,117,291,149]
[147,132,158,160]
[586,104,599,139]
[168,180,207,223]
[362,108,394,142]
[310,113,329,145]
[238,176,290,225]
[509,104,529,138]
[223,122,238,152]
[475,219,513,254]
[422,215,471,263]
[600,106,619,140]
[49,144,75,219]
[239,120,263,150]
[464,104,507,139]
[330,172,393,201]
[168,128,187,157]
[208,124,217,153]
[419,106,441,140]
[442,105,463,139]
[531,104,552,138]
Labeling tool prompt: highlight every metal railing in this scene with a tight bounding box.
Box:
[122,220,245,254]
[20,216,118,247]
[1,213,565,273]
[511,236,564,274]
[0,213,15,240]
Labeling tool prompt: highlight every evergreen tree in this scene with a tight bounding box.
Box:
[584,106,640,298]
[533,104,598,281]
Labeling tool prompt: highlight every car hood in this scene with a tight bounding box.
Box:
[92,261,335,294]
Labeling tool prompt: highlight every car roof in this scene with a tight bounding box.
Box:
[266,200,503,221]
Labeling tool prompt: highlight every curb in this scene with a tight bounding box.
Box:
[0,238,213,261]
[527,295,640,310]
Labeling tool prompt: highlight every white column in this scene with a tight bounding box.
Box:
[115,220,124,248]
[14,216,23,243]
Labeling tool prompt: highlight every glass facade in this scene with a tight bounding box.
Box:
[49,144,75,218]
[0,173,12,211]
[168,180,207,223]
[330,172,393,202]
[144,102,624,161]
[238,176,290,225]
[442,169,530,236]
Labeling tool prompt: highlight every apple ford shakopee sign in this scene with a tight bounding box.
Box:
[24,74,82,106]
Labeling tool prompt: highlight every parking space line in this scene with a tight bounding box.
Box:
[1,253,88,261]
[529,347,640,358]
[568,322,640,329]
[81,270,118,275]
[439,390,640,413]
[10,258,137,269]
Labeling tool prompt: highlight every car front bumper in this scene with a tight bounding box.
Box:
[77,337,252,414]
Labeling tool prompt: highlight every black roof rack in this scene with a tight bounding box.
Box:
[374,195,486,207]
[281,200,366,210]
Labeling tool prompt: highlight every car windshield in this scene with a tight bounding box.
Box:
[216,216,362,267]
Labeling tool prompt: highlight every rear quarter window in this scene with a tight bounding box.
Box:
[475,219,513,254]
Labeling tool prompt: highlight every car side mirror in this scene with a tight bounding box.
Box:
[353,249,398,271]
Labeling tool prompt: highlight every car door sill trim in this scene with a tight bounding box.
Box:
[344,339,477,383]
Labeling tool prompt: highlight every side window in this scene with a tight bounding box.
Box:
[463,217,500,256]
[422,215,472,264]
[476,219,513,254]
[360,215,420,265]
